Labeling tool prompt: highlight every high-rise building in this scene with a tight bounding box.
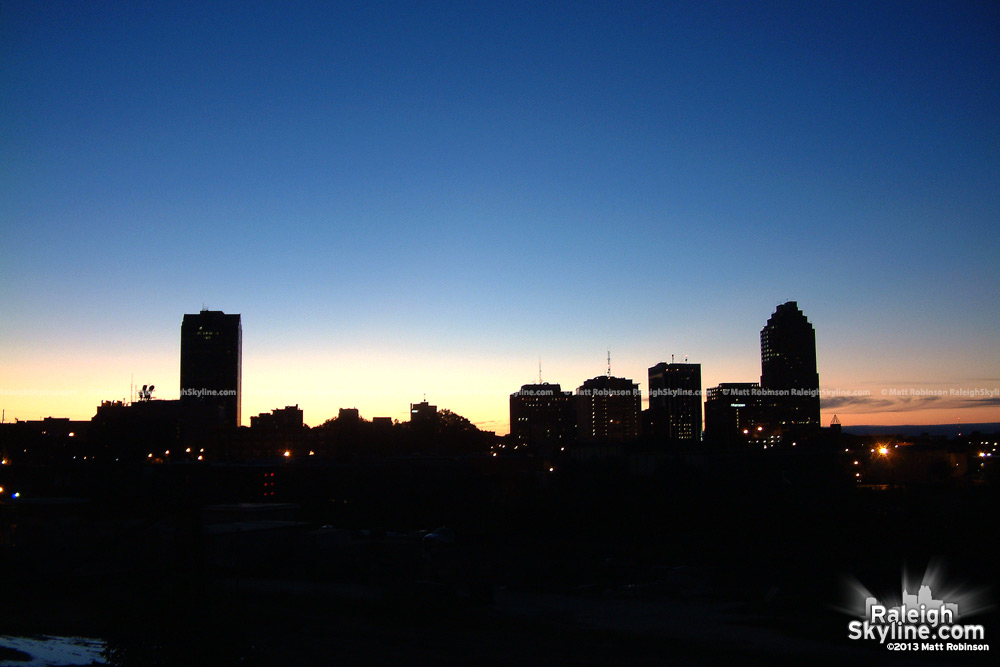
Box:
[575,376,641,443]
[647,362,702,441]
[760,301,820,429]
[180,310,242,427]
[510,383,575,453]
[704,382,764,442]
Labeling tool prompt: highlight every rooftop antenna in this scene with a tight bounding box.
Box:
[671,354,674,364]
[684,354,688,363]
[607,350,611,378]
[539,358,543,384]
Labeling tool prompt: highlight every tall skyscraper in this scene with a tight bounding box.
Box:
[575,375,641,443]
[647,362,702,441]
[510,383,575,453]
[760,301,820,429]
[180,310,242,427]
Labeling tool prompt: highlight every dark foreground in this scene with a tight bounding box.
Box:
[2,453,999,665]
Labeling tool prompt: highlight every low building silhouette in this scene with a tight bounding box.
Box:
[250,405,305,431]
[704,382,764,444]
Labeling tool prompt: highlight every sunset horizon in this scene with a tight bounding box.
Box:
[4,2,997,434]
[3,300,997,435]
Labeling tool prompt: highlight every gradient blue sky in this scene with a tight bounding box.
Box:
[3,1,998,432]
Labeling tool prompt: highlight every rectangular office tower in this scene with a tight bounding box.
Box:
[575,376,641,444]
[704,382,763,442]
[648,362,702,441]
[510,383,575,453]
[180,310,242,427]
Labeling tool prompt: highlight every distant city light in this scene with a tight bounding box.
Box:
[878,446,889,455]
[12,492,20,499]
[68,432,74,437]
[283,450,291,458]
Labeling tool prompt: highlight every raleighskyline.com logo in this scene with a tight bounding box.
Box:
[847,585,988,652]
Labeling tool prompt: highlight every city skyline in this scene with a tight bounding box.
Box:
[3,2,998,433]
[2,300,997,434]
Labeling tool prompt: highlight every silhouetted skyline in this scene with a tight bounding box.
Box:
[2,2,998,433]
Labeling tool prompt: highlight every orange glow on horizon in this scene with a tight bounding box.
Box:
[3,344,998,438]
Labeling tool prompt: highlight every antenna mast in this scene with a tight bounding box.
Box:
[607,350,611,377]
[538,358,542,384]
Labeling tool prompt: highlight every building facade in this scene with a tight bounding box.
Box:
[574,376,641,443]
[180,310,242,427]
[704,382,765,442]
[647,362,702,441]
[509,383,575,453]
[760,301,820,429]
